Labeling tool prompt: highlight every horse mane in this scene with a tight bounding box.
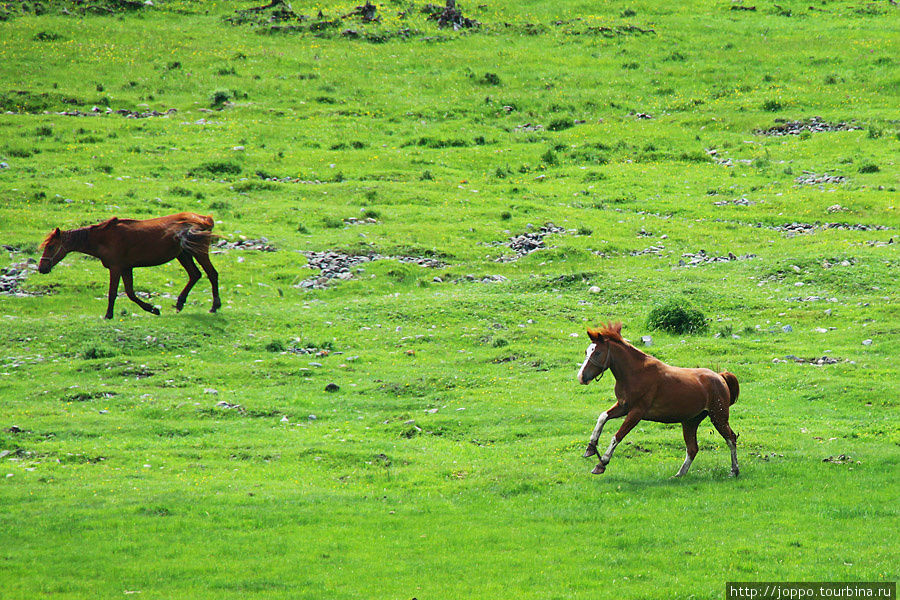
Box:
[39,230,57,249]
[588,322,624,343]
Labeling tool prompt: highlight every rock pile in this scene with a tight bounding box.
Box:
[794,172,847,186]
[343,217,377,226]
[773,355,841,365]
[214,238,277,252]
[630,245,665,256]
[297,250,445,289]
[52,107,177,119]
[0,261,38,296]
[678,250,756,267]
[776,222,891,235]
[714,197,755,206]
[453,274,508,284]
[493,222,570,262]
[755,116,860,136]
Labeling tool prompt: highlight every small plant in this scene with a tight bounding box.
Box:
[858,162,879,173]
[492,337,509,348]
[762,99,783,111]
[362,209,380,220]
[866,126,882,139]
[646,300,708,334]
[541,149,558,165]
[33,31,63,42]
[34,125,53,137]
[577,226,592,236]
[420,170,434,181]
[297,223,309,234]
[620,8,637,17]
[500,211,512,220]
[81,345,115,360]
[170,186,194,197]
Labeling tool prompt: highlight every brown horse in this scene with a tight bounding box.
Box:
[577,322,740,477]
[38,212,220,319]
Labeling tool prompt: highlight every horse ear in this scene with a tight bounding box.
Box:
[52,227,60,237]
[587,328,602,343]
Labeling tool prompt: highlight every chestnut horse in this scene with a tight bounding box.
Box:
[38,212,220,319]
[577,322,740,477]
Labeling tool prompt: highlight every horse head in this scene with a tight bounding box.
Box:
[38,227,67,274]
[577,322,622,384]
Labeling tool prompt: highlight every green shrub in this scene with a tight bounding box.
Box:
[187,161,242,178]
[646,300,708,334]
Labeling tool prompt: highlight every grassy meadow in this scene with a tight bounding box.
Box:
[0,0,898,598]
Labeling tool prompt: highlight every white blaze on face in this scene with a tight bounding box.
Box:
[577,343,597,385]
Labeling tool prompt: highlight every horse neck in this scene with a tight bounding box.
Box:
[608,340,649,384]
[63,227,94,256]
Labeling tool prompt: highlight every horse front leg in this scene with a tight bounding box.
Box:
[122,268,160,316]
[105,268,121,319]
[592,408,644,475]
[583,402,627,458]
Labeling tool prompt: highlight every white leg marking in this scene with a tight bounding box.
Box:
[600,435,619,465]
[589,412,609,445]
[728,439,739,474]
[675,452,693,477]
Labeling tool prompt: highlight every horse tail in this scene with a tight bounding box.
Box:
[720,371,739,405]
[173,214,218,255]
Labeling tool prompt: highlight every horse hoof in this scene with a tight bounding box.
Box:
[583,444,598,459]
[591,463,606,475]
[730,469,740,478]
[151,307,161,316]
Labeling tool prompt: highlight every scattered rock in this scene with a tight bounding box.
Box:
[343,217,378,226]
[588,286,602,294]
[861,339,873,346]
[641,335,652,347]
[826,204,847,214]
[424,0,479,30]
[514,123,543,132]
[0,261,39,296]
[755,116,861,136]
[215,401,243,411]
[677,250,756,267]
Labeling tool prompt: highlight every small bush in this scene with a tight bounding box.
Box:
[420,170,434,181]
[188,161,242,178]
[547,117,573,131]
[858,162,880,174]
[265,340,286,352]
[541,149,558,165]
[209,89,232,108]
[33,31,63,42]
[479,72,501,86]
[170,186,194,197]
[762,99,783,111]
[81,345,116,360]
[34,125,53,137]
[500,211,512,220]
[646,300,708,334]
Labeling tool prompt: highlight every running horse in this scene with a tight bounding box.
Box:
[577,322,740,477]
[38,212,221,319]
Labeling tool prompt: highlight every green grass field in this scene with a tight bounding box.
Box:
[0,1,898,598]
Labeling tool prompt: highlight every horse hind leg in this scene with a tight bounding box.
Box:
[122,268,160,316]
[104,267,121,319]
[193,252,221,313]
[175,253,202,312]
[709,404,739,477]
[675,412,706,477]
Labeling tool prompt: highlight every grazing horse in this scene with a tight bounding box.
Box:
[577,322,740,477]
[38,212,221,319]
